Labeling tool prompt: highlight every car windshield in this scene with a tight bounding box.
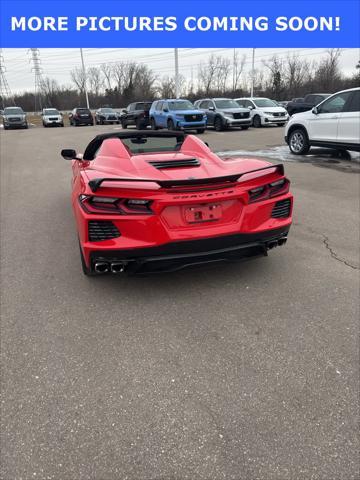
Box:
[100,108,114,113]
[4,108,23,115]
[121,135,183,154]
[253,99,278,108]
[214,99,240,109]
[44,109,59,115]
[136,103,152,110]
[168,100,194,111]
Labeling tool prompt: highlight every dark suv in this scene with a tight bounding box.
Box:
[286,94,331,116]
[120,102,152,129]
[194,98,251,131]
[69,108,94,126]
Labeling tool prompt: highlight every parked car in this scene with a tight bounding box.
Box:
[120,102,152,129]
[235,97,289,127]
[285,87,360,155]
[41,108,64,127]
[95,107,119,125]
[2,106,28,130]
[194,98,251,131]
[278,101,290,108]
[149,99,206,133]
[61,131,293,275]
[286,93,331,116]
[69,108,94,126]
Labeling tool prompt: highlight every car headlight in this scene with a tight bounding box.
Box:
[264,112,274,116]
[175,114,184,118]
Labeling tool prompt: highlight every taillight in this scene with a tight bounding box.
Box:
[248,178,290,203]
[79,195,153,214]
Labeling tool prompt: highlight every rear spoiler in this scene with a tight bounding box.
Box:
[88,164,284,192]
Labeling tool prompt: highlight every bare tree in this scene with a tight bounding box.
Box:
[87,67,103,96]
[70,66,86,93]
[100,63,113,90]
[232,52,247,91]
[198,55,231,95]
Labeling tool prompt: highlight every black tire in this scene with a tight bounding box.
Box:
[253,115,262,128]
[24,123,29,129]
[167,119,176,131]
[79,241,95,276]
[150,118,158,130]
[4,125,8,130]
[214,116,223,132]
[136,119,144,130]
[95,118,99,125]
[197,128,205,134]
[121,121,127,129]
[288,128,310,155]
[43,122,46,128]
[241,126,249,130]
[61,123,64,127]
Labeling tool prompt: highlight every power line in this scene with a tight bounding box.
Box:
[0,49,15,108]
[29,48,45,112]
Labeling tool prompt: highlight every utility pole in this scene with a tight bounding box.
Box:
[232,48,236,92]
[30,48,44,113]
[0,49,15,108]
[80,48,90,109]
[174,48,180,98]
[250,48,256,97]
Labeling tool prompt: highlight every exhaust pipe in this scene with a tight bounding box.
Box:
[94,262,109,274]
[278,237,287,246]
[110,262,126,274]
[267,240,278,250]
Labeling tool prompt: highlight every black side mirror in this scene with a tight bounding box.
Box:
[61,149,77,160]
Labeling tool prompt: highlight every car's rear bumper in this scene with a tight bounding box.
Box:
[88,226,290,274]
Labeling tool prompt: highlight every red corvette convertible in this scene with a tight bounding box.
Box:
[62,131,293,275]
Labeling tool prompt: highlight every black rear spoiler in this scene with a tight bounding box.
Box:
[88,164,284,192]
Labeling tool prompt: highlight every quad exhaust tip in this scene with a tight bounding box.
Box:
[94,262,109,274]
[110,262,126,274]
[267,237,288,250]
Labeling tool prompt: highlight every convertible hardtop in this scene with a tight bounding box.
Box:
[83,130,186,160]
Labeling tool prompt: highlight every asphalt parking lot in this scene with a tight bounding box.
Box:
[1,125,359,480]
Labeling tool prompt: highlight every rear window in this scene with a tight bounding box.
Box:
[77,108,91,114]
[135,103,152,111]
[121,135,183,154]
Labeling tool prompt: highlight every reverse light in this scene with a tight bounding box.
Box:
[79,195,153,214]
[248,178,290,203]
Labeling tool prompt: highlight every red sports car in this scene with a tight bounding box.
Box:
[61,131,293,275]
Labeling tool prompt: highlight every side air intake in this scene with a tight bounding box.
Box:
[271,199,291,218]
[88,221,121,241]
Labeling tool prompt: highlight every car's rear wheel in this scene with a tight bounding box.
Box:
[241,126,249,130]
[150,118,158,130]
[214,116,223,131]
[253,115,261,128]
[121,120,127,129]
[197,128,205,134]
[288,128,310,155]
[136,119,144,130]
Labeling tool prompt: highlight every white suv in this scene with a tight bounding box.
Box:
[42,108,64,127]
[285,87,360,155]
[235,97,289,127]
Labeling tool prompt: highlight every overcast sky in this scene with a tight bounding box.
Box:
[1,48,359,93]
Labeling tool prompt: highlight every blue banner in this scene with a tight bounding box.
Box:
[0,0,358,48]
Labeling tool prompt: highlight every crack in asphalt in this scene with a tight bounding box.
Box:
[322,235,359,270]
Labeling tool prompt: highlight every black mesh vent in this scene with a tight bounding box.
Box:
[184,114,203,122]
[88,221,121,241]
[271,199,291,218]
[233,112,250,119]
[148,158,200,169]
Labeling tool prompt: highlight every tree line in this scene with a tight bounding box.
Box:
[2,49,359,112]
